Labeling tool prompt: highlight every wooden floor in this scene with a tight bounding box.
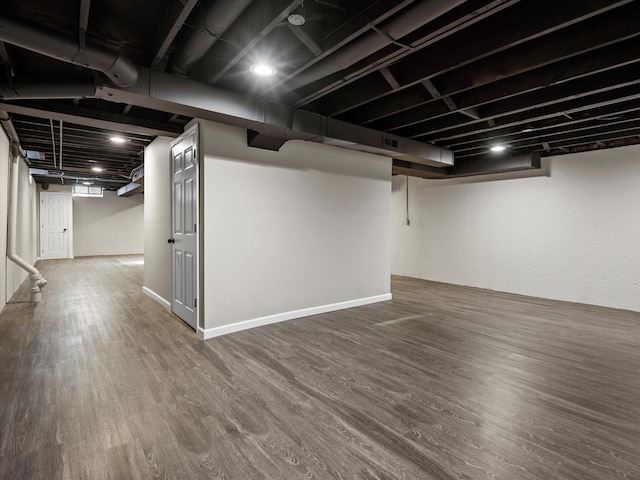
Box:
[1,256,639,479]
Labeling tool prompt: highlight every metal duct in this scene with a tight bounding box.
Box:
[168,0,252,76]
[393,153,541,179]
[0,15,137,88]
[0,70,454,166]
[285,0,467,91]
[95,67,454,167]
[0,111,48,303]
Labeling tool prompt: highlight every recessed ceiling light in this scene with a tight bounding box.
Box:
[110,136,126,143]
[250,63,277,77]
[522,126,535,133]
[92,167,104,172]
[490,145,506,152]
[82,181,93,185]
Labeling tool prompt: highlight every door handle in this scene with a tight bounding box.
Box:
[167,238,175,244]
[63,228,67,233]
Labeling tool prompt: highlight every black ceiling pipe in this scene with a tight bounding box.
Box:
[168,0,253,76]
[0,14,138,88]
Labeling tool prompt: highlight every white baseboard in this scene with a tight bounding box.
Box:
[197,293,392,340]
[142,286,171,310]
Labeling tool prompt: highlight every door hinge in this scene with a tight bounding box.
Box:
[194,298,197,308]
[194,223,196,233]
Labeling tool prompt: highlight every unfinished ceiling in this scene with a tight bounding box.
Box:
[1,0,639,189]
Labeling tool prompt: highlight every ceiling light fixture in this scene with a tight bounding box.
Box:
[288,3,306,25]
[522,126,535,133]
[110,135,126,143]
[250,63,277,77]
[92,166,104,172]
[82,181,93,185]
[490,145,506,153]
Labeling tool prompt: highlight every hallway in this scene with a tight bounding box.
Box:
[1,256,639,479]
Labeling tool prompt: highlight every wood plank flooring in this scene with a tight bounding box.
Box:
[1,255,639,479]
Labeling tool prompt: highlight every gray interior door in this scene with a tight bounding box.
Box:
[170,125,198,330]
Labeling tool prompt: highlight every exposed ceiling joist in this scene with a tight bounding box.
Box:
[193,0,304,83]
[288,24,323,57]
[149,0,199,68]
[78,0,90,48]
[0,101,181,137]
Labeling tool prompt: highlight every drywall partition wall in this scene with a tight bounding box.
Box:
[73,190,144,257]
[7,155,39,298]
[0,127,9,307]
[143,136,173,308]
[198,120,392,338]
[391,145,640,312]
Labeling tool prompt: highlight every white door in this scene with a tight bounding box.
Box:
[40,192,70,260]
[170,125,199,330]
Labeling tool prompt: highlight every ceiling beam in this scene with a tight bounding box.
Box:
[285,0,517,107]
[447,100,640,149]
[391,62,640,139]
[287,24,322,57]
[454,118,640,158]
[345,16,640,126]
[149,0,199,68]
[365,39,640,133]
[78,0,90,49]
[0,101,181,137]
[419,85,640,145]
[267,0,416,95]
[391,0,633,88]
[194,0,304,84]
[302,0,636,117]
[379,68,400,90]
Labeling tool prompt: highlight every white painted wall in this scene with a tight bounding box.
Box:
[392,145,640,312]
[0,127,9,307]
[0,142,39,302]
[73,190,144,257]
[199,120,392,335]
[10,159,39,296]
[143,136,173,306]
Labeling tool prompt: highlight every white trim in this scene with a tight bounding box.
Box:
[142,286,171,310]
[197,293,392,340]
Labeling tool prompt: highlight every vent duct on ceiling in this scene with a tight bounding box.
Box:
[0,15,138,87]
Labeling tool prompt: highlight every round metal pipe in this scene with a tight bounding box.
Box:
[0,15,138,88]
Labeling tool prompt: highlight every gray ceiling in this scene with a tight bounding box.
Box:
[1,0,639,189]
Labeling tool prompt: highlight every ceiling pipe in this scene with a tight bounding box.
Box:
[0,14,137,88]
[168,0,252,76]
[0,111,47,303]
[283,0,467,92]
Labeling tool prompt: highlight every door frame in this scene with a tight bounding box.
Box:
[39,190,73,260]
[169,123,200,331]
